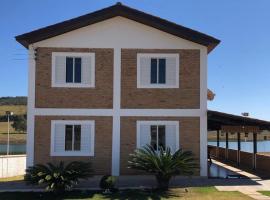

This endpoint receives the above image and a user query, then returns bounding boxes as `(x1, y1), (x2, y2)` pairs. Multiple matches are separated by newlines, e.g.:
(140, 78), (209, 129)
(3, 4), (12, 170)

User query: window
(137, 53), (179, 88)
(66, 57), (81, 83)
(150, 125), (166, 150)
(151, 58), (166, 84)
(52, 52), (95, 88)
(51, 120), (95, 156)
(65, 125), (81, 151)
(137, 121), (179, 153)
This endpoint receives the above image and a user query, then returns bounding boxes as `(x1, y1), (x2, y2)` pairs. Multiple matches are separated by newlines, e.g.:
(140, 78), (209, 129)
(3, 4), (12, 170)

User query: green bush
(128, 145), (198, 190)
(99, 175), (117, 193)
(25, 161), (93, 193)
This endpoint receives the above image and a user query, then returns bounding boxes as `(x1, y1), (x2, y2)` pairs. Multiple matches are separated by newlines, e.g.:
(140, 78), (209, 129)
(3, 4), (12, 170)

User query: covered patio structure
(208, 110), (270, 174)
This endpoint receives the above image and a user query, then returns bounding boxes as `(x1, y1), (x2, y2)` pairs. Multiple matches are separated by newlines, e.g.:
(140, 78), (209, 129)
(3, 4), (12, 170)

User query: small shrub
(25, 161), (93, 193)
(99, 175), (117, 193)
(128, 145), (198, 190)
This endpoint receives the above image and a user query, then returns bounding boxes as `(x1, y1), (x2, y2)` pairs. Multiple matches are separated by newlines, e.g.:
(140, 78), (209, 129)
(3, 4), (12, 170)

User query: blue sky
(0, 0), (269, 120)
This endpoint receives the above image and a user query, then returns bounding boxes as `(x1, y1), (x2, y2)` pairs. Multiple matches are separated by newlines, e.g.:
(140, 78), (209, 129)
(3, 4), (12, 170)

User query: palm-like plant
(25, 161), (93, 193)
(128, 145), (198, 190)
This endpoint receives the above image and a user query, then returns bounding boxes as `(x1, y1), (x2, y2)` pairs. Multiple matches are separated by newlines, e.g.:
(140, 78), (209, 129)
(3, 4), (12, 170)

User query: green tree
(11, 115), (26, 133)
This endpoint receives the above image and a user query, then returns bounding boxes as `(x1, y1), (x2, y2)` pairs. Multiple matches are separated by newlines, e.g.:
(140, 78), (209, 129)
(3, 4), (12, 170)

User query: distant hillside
(0, 105), (26, 116)
(0, 96), (27, 106)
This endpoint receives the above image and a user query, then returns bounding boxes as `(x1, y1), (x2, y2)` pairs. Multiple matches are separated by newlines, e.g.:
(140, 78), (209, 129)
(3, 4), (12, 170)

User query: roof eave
(15, 3), (220, 52)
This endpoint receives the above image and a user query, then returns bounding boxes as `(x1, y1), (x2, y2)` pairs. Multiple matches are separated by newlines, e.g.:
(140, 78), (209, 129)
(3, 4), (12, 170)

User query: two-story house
(16, 3), (220, 177)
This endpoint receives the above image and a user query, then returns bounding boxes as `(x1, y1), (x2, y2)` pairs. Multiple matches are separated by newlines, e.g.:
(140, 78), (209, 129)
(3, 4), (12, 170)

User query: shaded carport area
(207, 110), (270, 178)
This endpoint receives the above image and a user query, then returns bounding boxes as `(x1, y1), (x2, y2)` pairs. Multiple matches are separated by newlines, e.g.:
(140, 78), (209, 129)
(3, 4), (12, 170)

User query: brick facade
(35, 47), (113, 109)
(120, 117), (200, 175)
(33, 48), (202, 176)
(34, 116), (112, 175)
(121, 49), (200, 109)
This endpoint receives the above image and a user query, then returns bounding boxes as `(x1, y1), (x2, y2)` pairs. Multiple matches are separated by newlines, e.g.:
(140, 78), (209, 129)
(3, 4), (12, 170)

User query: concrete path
(213, 159), (270, 200)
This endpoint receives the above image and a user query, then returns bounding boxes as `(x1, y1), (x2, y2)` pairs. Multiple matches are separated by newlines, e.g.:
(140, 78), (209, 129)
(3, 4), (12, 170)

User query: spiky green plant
(25, 161), (93, 193)
(128, 145), (198, 190)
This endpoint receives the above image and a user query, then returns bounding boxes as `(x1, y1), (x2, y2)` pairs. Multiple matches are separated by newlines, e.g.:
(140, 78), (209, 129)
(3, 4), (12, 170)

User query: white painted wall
(34, 17), (206, 50)
(29, 16), (208, 176)
(0, 155), (26, 178)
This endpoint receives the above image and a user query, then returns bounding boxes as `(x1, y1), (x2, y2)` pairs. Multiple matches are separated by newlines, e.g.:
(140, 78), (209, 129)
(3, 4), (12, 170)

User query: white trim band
(34, 108), (202, 117)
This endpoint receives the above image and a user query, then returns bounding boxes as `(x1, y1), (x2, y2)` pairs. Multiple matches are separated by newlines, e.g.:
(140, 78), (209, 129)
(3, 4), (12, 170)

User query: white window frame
(50, 120), (95, 156)
(137, 53), (179, 88)
(51, 52), (95, 88)
(136, 120), (179, 150)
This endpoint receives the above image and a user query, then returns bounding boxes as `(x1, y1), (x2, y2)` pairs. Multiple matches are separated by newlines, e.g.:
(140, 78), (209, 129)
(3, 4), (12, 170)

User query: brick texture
(34, 116), (112, 175)
(121, 49), (200, 109)
(120, 117), (200, 175)
(35, 47), (113, 108)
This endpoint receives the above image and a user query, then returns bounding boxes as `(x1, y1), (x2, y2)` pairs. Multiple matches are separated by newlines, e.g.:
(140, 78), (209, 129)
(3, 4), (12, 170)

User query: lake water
(0, 144), (26, 155)
(0, 141), (269, 155)
(208, 141), (270, 153)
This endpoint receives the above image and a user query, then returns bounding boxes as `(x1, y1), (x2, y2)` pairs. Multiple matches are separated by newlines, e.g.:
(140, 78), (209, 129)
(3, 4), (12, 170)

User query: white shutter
(81, 56), (92, 85)
(54, 56), (66, 84)
(139, 124), (151, 147)
(81, 124), (91, 153)
(165, 57), (177, 87)
(165, 124), (178, 153)
(139, 57), (151, 86)
(54, 123), (65, 153)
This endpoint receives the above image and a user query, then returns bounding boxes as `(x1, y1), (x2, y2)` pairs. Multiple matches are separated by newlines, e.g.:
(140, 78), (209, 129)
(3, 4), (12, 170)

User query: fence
(0, 154), (26, 178)
(208, 145), (270, 174)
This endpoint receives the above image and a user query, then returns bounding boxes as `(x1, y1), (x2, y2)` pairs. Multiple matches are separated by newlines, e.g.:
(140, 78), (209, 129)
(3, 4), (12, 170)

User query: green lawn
(0, 187), (252, 200)
(258, 191), (270, 197)
(0, 175), (24, 182)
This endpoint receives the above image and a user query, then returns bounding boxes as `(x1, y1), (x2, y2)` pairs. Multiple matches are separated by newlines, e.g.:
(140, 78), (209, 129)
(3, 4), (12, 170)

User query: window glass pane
(74, 125), (81, 151)
(65, 125), (73, 151)
(158, 125), (166, 150)
(66, 57), (74, 83)
(158, 59), (166, 84)
(150, 59), (157, 84)
(74, 58), (81, 83)
(150, 125), (157, 150)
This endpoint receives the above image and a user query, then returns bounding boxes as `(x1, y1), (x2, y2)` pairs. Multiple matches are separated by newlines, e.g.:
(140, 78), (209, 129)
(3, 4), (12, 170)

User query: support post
(253, 132), (257, 170)
(225, 132), (229, 161)
(217, 130), (220, 158)
(237, 132), (241, 166)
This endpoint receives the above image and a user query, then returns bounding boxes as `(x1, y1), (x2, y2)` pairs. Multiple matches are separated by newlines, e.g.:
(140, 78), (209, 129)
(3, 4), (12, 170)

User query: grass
(0, 187), (252, 200)
(0, 132), (26, 144)
(0, 175), (24, 182)
(0, 122), (17, 134)
(0, 105), (26, 116)
(258, 191), (270, 197)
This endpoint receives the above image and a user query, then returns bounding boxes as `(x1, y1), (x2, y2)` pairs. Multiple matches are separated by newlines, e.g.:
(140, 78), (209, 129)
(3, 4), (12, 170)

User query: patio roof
(208, 110), (270, 131)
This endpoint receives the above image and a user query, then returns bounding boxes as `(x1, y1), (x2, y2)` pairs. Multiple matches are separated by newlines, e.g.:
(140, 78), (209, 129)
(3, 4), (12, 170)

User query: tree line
(0, 96), (27, 105)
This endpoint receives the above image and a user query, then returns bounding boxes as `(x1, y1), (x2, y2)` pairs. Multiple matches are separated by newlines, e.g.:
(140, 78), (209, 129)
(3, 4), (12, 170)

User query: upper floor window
(137, 53), (179, 88)
(52, 52), (95, 88)
(51, 120), (95, 156)
(150, 58), (166, 84)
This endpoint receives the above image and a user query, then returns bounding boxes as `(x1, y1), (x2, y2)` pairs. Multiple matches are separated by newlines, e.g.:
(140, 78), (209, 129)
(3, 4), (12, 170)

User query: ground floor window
(65, 124), (81, 151)
(150, 125), (166, 151)
(51, 120), (95, 156)
(137, 121), (179, 152)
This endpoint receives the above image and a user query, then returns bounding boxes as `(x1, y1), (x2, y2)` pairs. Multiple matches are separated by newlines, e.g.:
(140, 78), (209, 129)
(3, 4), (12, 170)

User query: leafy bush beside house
(128, 145), (198, 190)
(99, 175), (117, 193)
(25, 161), (93, 193)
